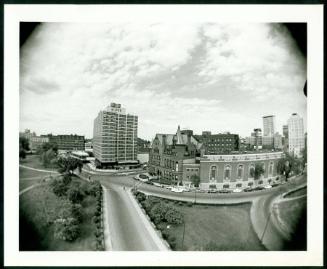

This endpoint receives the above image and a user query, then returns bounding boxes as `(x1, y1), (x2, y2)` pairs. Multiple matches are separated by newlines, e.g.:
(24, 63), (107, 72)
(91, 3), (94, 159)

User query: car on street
(233, 188), (242, 193)
(271, 182), (280, 187)
(254, 186), (264, 191)
(264, 185), (272, 189)
(208, 189), (218, 193)
(171, 187), (183, 193)
(244, 187), (254, 192)
(218, 189), (232, 194)
(153, 182), (163, 187)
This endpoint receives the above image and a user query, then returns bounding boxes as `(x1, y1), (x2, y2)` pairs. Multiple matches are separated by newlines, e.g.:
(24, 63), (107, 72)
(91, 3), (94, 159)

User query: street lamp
(181, 221), (186, 250)
(261, 204), (278, 242)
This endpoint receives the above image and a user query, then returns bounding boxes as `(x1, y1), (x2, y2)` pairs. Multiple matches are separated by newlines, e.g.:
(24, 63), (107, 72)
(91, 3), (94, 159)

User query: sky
(20, 23), (307, 140)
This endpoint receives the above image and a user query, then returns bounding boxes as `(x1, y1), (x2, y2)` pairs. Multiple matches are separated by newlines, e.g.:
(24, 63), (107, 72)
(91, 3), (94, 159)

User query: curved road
(85, 171), (307, 251)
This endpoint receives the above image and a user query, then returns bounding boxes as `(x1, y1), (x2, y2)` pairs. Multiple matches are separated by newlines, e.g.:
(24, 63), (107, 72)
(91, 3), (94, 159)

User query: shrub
(149, 202), (170, 224)
(71, 203), (83, 223)
(51, 179), (68, 197)
(94, 210), (101, 217)
(136, 192), (146, 202)
(54, 217), (80, 242)
(96, 204), (102, 212)
(94, 229), (103, 238)
(165, 208), (184, 225)
(67, 185), (85, 203)
(89, 181), (102, 196)
(62, 174), (72, 185)
(93, 215), (100, 224)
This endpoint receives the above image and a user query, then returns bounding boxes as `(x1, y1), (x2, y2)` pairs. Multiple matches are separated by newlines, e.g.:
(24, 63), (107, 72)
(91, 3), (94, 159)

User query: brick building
(194, 132), (239, 154)
(45, 134), (85, 151)
(149, 126), (203, 185)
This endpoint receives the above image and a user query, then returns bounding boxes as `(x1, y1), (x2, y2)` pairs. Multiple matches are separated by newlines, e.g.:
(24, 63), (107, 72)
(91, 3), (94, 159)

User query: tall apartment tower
(93, 103), (138, 168)
(287, 113), (305, 157)
(262, 115), (275, 137)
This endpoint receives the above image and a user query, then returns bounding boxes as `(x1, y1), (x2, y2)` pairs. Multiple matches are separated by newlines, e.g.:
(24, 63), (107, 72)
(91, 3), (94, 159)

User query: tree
(37, 142), (58, 154)
(19, 137), (30, 159)
(54, 217), (80, 242)
(165, 208), (184, 224)
(67, 184), (85, 204)
(190, 175), (200, 188)
(51, 179), (68, 197)
(19, 137), (30, 151)
(254, 163), (265, 180)
(57, 157), (83, 175)
(40, 148), (57, 168)
(149, 202), (170, 224)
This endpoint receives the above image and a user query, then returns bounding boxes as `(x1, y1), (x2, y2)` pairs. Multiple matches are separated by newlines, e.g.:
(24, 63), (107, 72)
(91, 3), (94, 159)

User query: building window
(224, 165), (231, 181)
(210, 166), (217, 181)
(237, 164), (244, 179)
(269, 162), (274, 176)
(248, 164), (255, 179)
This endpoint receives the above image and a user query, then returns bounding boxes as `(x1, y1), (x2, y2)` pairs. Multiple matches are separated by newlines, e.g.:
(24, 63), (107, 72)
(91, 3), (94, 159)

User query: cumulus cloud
(20, 22), (306, 139)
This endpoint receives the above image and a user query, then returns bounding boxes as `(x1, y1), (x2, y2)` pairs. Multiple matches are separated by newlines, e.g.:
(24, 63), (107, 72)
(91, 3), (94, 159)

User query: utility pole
(261, 204), (277, 242)
(181, 221), (186, 250)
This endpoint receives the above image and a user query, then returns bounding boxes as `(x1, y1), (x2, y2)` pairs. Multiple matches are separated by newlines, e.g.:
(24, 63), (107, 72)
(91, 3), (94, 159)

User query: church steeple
(176, 125), (184, 145)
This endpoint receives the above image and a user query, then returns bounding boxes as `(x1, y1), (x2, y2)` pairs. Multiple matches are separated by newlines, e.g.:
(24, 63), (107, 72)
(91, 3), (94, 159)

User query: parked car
(153, 182), (162, 187)
(233, 188), (242, 193)
(218, 189), (232, 194)
(244, 187), (254, 192)
(254, 186), (264, 191)
(271, 182), (280, 187)
(208, 189), (218, 193)
(171, 187), (183, 193)
(264, 185), (272, 189)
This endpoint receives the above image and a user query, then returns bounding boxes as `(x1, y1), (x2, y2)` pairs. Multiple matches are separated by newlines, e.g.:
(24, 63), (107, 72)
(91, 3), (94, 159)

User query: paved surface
(83, 170), (308, 251)
(101, 181), (168, 251)
(251, 176), (307, 250)
(19, 164), (59, 174)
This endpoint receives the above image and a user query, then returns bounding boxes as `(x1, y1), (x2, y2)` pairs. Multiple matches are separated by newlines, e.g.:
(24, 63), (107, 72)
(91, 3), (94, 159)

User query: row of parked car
(133, 173), (283, 194)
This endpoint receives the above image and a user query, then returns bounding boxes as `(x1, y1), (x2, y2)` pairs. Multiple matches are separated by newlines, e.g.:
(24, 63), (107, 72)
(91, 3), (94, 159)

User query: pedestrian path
(19, 164), (59, 173)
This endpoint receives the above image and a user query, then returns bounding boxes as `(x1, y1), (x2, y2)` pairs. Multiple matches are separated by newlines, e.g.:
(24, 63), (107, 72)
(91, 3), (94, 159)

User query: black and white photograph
(4, 4), (324, 267)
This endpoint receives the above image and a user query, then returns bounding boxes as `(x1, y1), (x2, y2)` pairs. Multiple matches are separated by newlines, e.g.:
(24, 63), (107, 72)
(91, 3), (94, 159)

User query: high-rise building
(282, 125), (289, 151)
(93, 103), (138, 169)
(287, 113), (305, 157)
(263, 115), (275, 137)
(274, 132), (283, 150)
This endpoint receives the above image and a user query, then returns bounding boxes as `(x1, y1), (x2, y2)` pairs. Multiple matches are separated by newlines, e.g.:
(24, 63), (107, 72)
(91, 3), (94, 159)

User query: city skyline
(20, 23), (306, 140)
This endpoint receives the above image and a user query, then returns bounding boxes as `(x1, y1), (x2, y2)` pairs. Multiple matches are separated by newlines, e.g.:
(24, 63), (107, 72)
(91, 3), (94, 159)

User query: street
(101, 181), (167, 251)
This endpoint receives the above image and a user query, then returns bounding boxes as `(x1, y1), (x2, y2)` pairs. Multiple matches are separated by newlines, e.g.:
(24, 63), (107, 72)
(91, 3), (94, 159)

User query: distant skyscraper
(287, 113), (305, 157)
(93, 103), (138, 168)
(263, 115), (275, 137)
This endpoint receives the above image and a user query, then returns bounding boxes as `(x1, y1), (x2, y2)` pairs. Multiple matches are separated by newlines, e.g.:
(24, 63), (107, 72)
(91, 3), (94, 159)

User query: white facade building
(287, 113), (305, 157)
(93, 103), (138, 168)
(263, 115), (275, 137)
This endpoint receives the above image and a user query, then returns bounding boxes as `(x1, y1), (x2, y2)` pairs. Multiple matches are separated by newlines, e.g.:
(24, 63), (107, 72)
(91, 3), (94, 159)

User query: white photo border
(4, 4), (324, 266)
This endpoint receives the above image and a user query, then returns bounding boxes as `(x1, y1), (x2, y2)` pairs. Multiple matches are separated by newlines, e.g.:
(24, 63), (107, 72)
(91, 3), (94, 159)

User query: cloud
(19, 22), (307, 139)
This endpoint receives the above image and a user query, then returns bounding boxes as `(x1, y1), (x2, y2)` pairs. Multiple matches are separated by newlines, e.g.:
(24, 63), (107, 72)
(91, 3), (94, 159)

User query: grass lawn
(278, 197), (307, 235)
(139, 196), (264, 251)
(20, 178), (97, 251)
(19, 179), (40, 191)
(20, 154), (57, 171)
(19, 166), (51, 191)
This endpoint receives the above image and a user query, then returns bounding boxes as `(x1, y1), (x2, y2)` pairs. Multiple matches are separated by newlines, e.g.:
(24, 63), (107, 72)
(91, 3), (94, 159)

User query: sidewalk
(19, 164), (59, 174)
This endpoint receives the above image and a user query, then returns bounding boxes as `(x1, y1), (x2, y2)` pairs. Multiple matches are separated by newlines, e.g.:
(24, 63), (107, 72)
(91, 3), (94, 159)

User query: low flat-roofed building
(199, 151), (283, 190)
